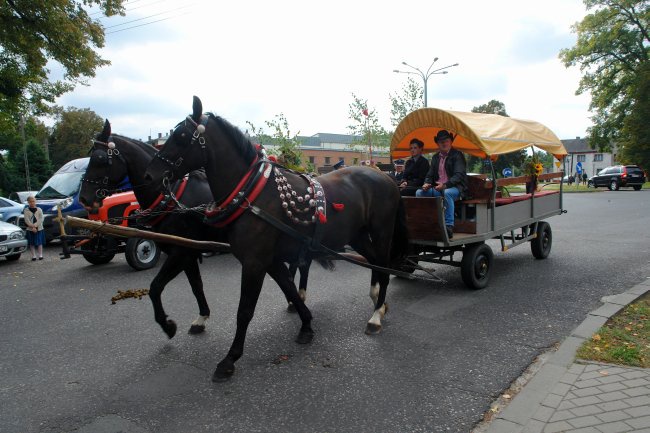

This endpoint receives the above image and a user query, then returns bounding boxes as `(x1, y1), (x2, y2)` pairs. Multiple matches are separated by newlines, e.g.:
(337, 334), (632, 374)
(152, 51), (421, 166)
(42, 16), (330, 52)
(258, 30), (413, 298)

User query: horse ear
(192, 96), (203, 121)
(98, 119), (111, 141)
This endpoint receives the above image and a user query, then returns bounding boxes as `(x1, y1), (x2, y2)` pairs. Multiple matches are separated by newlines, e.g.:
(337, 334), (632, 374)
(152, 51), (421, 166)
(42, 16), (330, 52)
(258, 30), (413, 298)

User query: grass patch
(576, 291), (650, 368)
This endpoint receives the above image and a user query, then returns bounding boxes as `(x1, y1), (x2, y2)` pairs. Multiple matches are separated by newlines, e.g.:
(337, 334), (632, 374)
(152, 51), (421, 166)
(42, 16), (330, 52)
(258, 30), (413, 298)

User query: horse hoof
(295, 329), (314, 345)
(286, 302), (297, 313)
(212, 363), (235, 382)
(163, 320), (177, 339)
(365, 323), (382, 335)
(188, 324), (205, 335)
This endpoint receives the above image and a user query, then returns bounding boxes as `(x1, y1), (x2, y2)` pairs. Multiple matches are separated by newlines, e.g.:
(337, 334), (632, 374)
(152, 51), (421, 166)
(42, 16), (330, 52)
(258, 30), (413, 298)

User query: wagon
(391, 108), (568, 289)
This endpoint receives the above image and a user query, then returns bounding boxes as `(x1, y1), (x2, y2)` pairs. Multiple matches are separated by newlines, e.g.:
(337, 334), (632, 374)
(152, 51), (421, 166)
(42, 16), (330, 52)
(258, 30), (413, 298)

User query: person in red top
(416, 130), (467, 239)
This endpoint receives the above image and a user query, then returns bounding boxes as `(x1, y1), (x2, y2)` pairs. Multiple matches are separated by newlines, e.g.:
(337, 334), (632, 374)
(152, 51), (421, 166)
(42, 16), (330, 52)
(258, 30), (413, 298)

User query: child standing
(23, 196), (45, 261)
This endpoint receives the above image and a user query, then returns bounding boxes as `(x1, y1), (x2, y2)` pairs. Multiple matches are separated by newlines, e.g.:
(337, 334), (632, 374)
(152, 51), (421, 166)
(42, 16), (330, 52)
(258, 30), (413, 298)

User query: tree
(389, 77), (423, 129)
(347, 93), (390, 161)
(0, 1), (125, 127)
(247, 113), (308, 171)
(49, 107), (104, 168)
(469, 100), (527, 175)
(559, 0), (649, 153)
(618, 62), (650, 170)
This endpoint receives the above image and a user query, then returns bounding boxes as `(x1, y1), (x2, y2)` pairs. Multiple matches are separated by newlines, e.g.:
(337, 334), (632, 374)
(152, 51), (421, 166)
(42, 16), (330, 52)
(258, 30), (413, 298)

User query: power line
(105, 11), (192, 34)
(103, 4), (192, 29)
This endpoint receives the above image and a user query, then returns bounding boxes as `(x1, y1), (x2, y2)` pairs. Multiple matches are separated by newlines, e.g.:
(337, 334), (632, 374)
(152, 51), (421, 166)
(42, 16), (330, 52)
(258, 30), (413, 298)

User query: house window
(594, 154), (603, 162)
(324, 157), (331, 165)
(577, 155), (586, 162)
(309, 156), (315, 163)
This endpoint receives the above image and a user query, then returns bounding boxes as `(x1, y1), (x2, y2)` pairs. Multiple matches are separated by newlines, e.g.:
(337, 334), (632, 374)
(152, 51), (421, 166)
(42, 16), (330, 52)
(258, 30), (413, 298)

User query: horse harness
(82, 138), (131, 198)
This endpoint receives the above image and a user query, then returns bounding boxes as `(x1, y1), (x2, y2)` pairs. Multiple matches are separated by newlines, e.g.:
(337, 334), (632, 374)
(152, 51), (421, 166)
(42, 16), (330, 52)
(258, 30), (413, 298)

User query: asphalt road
(1, 190), (649, 433)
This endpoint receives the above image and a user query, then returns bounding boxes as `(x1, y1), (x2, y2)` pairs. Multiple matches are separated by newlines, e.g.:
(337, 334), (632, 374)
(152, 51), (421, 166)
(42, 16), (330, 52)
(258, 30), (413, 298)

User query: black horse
(79, 120), (313, 339)
(144, 96), (408, 381)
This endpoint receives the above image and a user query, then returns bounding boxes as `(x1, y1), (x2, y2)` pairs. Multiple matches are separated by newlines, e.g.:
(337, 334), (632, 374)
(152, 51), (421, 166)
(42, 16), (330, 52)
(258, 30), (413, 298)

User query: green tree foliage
(559, 0), (649, 153)
(619, 62), (650, 170)
(49, 107), (103, 168)
(469, 100), (527, 175)
(389, 77), (423, 129)
(0, 1), (125, 127)
(247, 113), (308, 171)
(347, 93), (390, 160)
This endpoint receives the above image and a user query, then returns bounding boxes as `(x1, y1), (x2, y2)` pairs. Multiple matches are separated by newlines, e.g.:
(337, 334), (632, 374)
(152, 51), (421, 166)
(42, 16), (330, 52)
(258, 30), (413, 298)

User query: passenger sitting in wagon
(416, 130), (468, 239)
(398, 138), (429, 196)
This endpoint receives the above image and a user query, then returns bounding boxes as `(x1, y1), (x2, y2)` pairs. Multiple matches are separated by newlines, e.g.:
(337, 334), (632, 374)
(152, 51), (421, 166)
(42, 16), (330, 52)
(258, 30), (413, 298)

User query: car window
(0, 198), (9, 207)
(599, 168), (610, 175)
(627, 167), (643, 175)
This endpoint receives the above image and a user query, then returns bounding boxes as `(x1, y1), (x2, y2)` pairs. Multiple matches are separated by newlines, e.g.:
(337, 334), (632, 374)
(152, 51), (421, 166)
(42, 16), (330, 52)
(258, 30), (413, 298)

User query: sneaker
(446, 225), (454, 239)
(38, 257), (43, 260)
(31, 257), (37, 261)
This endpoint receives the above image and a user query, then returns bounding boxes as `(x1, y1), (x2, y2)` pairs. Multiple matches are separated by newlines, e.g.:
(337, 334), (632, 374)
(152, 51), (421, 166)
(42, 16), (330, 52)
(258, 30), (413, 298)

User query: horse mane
(207, 113), (257, 164)
(111, 134), (157, 157)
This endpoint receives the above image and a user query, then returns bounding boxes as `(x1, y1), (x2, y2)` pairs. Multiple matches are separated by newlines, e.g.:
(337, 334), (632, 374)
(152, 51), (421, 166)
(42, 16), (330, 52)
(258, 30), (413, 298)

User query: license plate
(0, 245), (7, 252)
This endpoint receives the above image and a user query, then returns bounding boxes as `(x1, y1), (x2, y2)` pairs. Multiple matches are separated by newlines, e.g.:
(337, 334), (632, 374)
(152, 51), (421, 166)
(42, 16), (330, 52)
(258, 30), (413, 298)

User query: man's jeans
(415, 186), (460, 227)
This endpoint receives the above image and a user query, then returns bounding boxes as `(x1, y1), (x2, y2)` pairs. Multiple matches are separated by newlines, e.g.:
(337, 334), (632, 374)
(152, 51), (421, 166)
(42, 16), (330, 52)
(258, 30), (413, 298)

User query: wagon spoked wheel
(125, 237), (161, 271)
(461, 242), (493, 290)
(531, 221), (552, 259)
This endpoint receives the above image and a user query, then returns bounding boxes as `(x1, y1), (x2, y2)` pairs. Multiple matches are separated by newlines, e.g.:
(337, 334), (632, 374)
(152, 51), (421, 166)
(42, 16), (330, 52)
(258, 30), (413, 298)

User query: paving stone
(566, 427), (600, 433)
(484, 418), (523, 433)
(625, 395), (650, 407)
(597, 374), (626, 384)
(544, 420), (574, 432)
(591, 302), (625, 318)
(629, 428), (650, 433)
(572, 395), (603, 407)
(570, 404), (605, 417)
(558, 400), (578, 410)
(596, 410), (629, 423)
(621, 370), (649, 380)
(532, 405), (555, 422)
(599, 367), (628, 376)
(622, 386), (650, 397)
(542, 393), (564, 409)
(595, 421), (637, 433)
(625, 405), (650, 417)
(608, 293), (644, 306)
(568, 415), (602, 428)
(572, 316), (609, 339)
(598, 391), (629, 402)
(585, 364), (603, 372)
(570, 364), (587, 375)
(574, 386), (606, 397)
(628, 415), (650, 429)
(549, 409), (575, 422)
(597, 382), (628, 393)
(575, 378), (605, 388)
(623, 378), (650, 387)
(597, 401), (630, 412)
(522, 419), (545, 433)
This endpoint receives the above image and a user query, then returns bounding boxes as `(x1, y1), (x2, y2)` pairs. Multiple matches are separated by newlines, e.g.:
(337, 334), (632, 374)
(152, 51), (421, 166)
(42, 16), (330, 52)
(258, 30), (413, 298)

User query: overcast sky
(54, 0), (592, 142)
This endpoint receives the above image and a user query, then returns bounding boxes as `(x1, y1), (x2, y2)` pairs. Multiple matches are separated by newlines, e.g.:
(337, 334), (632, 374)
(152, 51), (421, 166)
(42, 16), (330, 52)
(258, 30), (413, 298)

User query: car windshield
(627, 167), (643, 175)
(36, 171), (84, 199)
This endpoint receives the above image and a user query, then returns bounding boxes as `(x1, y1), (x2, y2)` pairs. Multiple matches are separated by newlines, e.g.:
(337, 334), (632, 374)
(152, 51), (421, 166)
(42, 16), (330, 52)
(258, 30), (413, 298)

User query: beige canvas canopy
(390, 108), (567, 160)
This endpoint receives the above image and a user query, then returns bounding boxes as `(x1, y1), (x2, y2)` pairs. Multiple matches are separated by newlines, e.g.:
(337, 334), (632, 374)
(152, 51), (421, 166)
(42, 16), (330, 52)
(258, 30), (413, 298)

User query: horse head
(79, 120), (132, 210)
(144, 96), (258, 200)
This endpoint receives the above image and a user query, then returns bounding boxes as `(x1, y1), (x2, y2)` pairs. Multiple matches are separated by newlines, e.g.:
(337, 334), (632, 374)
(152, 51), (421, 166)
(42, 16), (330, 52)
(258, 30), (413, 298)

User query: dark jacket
(424, 148), (468, 198)
(402, 156), (429, 188)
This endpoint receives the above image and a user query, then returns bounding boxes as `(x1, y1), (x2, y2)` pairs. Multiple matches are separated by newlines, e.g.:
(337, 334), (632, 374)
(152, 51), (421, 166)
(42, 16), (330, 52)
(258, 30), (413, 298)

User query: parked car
(16, 158), (90, 242)
(0, 220), (27, 261)
(0, 196), (25, 224)
(8, 191), (39, 204)
(588, 165), (646, 190)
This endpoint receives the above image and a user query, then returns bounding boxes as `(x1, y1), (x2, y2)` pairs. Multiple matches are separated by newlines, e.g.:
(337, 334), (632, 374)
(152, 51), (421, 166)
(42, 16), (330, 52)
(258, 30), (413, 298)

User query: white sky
(54, 0), (592, 142)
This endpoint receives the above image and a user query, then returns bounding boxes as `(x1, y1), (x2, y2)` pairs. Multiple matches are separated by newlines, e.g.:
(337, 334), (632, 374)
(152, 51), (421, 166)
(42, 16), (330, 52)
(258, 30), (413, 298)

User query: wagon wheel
(531, 221), (552, 259)
(82, 236), (117, 265)
(461, 242), (493, 290)
(125, 237), (161, 271)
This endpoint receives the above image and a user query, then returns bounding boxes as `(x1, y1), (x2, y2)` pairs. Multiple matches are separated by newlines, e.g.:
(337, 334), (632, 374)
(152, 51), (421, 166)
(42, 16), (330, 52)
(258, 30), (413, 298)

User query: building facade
(560, 137), (615, 177)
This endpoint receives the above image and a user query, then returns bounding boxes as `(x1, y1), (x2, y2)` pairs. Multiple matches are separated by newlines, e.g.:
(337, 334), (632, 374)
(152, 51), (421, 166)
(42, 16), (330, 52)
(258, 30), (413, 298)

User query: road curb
(482, 279), (650, 433)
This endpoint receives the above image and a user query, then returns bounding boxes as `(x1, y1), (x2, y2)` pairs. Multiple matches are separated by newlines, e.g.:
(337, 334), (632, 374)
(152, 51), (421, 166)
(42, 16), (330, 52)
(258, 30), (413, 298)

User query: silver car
(0, 220), (27, 261)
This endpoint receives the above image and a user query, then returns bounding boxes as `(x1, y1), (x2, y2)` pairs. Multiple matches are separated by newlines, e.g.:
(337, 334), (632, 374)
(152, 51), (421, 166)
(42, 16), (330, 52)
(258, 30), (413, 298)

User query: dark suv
(588, 165), (646, 190)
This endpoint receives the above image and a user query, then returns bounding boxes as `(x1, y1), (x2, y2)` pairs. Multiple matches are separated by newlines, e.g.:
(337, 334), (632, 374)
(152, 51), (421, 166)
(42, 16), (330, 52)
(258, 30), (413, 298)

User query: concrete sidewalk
(483, 279), (650, 433)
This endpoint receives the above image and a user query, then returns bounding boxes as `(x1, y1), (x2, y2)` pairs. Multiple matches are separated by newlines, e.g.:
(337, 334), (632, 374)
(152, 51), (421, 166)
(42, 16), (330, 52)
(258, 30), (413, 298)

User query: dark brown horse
(79, 120), (314, 341)
(144, 96), (408, 381)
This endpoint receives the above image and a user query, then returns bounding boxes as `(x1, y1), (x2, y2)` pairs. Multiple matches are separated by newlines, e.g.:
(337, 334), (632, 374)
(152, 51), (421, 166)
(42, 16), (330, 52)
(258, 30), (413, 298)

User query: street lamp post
(393, 58), (459, 107)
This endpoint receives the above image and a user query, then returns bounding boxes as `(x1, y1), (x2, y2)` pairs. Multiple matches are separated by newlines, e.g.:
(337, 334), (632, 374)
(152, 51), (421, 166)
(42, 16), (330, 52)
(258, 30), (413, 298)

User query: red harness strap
(145, 176), (189, 226)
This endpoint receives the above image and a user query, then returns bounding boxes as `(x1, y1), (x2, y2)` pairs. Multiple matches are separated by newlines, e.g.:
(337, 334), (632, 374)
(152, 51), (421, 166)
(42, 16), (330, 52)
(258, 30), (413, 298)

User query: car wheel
(587, 180), (594, 188)
(461, 242), (493, 290)
(609, 179), (619, 191)
(5, 253), (21, 261)
(633, 185), (642, 191)
(125, 237), (161, 271)
(7, 217), (19, 225)
(531, 221), (552, 259)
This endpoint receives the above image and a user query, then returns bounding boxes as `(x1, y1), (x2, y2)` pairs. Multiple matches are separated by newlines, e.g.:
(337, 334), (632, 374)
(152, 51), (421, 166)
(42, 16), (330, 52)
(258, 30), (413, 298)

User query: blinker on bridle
(154, 114), (209, 176)
(82, 137), (129, 199)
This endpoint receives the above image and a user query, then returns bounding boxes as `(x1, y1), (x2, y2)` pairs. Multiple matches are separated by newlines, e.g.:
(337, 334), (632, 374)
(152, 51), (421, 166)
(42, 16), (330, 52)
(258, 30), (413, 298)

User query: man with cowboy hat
(416, 130), (467, 239)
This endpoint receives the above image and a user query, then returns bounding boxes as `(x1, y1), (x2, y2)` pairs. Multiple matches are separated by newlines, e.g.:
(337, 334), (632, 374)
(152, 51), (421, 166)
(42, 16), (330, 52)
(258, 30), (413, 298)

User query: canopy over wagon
(390, 108), (567, 161)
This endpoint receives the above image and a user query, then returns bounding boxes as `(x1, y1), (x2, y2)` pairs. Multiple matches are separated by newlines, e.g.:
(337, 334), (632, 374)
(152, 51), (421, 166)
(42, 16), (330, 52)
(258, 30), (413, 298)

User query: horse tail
(390, 198), (409, 265)
(315, 258), (336, 271)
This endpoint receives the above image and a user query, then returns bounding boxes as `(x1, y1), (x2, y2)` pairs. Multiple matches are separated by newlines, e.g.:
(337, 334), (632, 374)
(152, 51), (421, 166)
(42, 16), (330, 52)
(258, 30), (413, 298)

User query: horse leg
(184, 256), (210, 334)
(149, 254), (186, 338)
(267, 260), (313, 344)
(351, 235), (390, 335)
(213, 268), (265, 382)
(286, 259), (310, 313)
